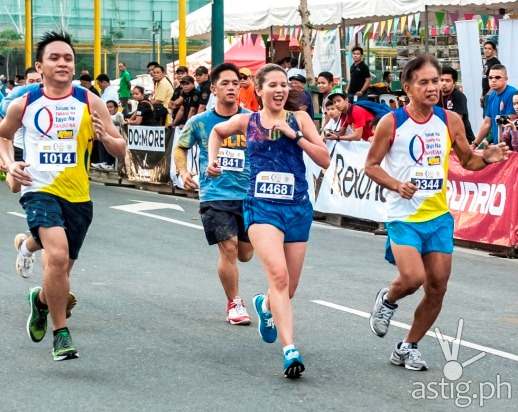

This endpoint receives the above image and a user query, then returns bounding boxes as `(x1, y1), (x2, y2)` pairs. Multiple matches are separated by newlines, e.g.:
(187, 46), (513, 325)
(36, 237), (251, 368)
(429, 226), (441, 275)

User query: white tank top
(384, 106), (452, 222)
(20, 86), (94, 202)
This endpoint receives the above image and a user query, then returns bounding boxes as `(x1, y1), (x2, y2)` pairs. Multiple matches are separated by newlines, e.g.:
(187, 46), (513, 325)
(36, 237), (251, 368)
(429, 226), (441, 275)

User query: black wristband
(294, 131), (303, 143)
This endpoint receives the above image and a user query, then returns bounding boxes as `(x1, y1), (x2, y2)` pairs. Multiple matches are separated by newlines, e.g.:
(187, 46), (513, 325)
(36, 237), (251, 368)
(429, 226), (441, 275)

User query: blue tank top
(246, 111), (308, 204)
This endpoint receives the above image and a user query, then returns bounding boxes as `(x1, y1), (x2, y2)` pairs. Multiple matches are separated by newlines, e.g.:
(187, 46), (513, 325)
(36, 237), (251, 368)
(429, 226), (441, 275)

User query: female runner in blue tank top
(207, 64), (330, 379)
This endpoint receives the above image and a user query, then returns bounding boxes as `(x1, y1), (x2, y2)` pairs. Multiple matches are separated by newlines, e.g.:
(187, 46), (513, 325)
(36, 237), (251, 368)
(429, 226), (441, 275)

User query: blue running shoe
(252, 294), (277, 343)
(283, 348), (305, 379)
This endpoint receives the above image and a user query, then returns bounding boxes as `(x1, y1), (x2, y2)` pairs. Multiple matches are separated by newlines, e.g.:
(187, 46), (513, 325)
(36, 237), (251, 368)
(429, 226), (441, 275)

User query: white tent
(171, 0), (518, 38)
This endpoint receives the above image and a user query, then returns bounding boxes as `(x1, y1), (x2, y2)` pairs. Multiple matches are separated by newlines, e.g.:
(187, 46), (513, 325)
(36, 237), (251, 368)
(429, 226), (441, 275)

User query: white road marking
(111, 201), (202, 230)
(312, 222), (341, 230)
(312, 299), (518, 363)
(7, 212), (26, 218)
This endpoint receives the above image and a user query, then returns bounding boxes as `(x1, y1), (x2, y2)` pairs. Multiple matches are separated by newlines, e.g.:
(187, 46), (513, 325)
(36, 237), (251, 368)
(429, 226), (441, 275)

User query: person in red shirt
(328, 91), (374, 141)
(237, 67), (259, 111)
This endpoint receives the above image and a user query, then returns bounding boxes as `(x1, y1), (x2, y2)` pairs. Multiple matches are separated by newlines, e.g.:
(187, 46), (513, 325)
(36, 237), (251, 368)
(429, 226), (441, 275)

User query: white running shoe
(14, 233), (34, 278)
(390, 342), (428, 371)
(226, 297), (251, 325)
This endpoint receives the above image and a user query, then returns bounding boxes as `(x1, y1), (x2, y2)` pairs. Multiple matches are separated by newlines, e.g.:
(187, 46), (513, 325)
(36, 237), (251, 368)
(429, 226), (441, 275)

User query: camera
(495, 115), (518, 126)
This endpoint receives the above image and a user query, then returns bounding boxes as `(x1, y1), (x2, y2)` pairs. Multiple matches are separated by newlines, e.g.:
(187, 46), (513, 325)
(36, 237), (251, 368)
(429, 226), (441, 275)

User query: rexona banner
(447, 153), (518, 247)
(311, 141), (388, 221)
(128, 125), (166, 152)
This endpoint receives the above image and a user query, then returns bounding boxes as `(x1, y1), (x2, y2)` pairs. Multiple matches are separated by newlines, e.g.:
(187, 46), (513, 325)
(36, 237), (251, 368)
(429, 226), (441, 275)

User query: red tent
(224, 35), (266, 73)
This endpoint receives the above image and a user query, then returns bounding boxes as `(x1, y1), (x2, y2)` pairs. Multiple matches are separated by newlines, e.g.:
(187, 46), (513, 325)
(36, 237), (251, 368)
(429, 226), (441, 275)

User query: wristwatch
(294, 130), (304, 143)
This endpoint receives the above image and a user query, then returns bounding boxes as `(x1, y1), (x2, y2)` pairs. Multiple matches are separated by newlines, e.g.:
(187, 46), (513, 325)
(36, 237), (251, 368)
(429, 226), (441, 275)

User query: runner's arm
(89, 94), (127, 158)
(365, 114), (417, 199)
(207, 114), (249, 176)
(449, 111), (510, 170)
(173, 119), (199, 190)
(0, 99), (24, 167)
(472, 116), (491, 147)
(294, 111), (330, 168)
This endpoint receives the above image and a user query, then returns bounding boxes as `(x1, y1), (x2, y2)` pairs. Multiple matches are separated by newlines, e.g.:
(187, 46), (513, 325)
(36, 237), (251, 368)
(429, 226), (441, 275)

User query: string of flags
(226, 11), (500, 48)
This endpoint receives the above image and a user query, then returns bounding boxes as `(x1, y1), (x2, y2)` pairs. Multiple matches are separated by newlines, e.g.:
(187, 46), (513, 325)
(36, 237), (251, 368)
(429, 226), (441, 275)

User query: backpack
(354, 100), (391, 120)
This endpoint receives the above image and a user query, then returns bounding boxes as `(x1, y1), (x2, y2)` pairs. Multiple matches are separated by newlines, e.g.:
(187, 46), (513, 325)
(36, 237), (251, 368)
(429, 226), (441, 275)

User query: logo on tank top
(34, 106), (54, 138)
(408, 134), (426, 165)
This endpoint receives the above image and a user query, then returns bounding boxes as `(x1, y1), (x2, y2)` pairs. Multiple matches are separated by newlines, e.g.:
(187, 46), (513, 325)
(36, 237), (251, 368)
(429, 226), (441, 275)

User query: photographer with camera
(500, 94), (518, 151)
(473, 64), (517, 148)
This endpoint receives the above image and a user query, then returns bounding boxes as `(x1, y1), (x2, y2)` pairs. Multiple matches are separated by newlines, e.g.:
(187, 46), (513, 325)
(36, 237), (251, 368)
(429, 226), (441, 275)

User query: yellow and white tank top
(384, 106), (452, 222)
(20, 86), (94, 202)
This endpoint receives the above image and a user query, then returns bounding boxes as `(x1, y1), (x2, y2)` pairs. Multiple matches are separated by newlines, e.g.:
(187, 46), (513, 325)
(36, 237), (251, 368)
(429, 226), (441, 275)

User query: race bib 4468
(254, 171), (295, 200)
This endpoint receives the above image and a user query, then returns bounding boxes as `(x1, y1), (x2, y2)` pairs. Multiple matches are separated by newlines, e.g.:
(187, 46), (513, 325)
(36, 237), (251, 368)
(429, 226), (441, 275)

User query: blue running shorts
(385, 212), (454, 264)
(243, 197), (313, 243)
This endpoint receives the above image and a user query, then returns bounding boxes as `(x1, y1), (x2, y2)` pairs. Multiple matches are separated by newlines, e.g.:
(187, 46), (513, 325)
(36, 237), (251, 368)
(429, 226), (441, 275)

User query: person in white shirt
(95, 73), (119, 104)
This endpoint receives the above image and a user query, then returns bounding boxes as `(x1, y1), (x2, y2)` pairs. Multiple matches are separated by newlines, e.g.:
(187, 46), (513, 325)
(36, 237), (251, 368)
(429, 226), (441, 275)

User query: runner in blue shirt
(207, 63), (330, 379)
(174, 63), (254, 326)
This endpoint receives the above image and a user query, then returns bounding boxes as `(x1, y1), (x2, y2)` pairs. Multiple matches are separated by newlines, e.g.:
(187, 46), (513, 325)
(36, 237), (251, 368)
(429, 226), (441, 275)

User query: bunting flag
(227, 34), (234, 44)
(443, 26), (450, 35)
(261, 33), (269, 45)
(449, 11), (459, 23)
(386, 19), (393, 37)
(400, 15), (407, 33)
(289, 27), (295, 39)
(414, 13), (420, 32)
(372, 21), (379, 39)
(379, 20), (386, 36)
(464, 13), (475, 20)
(393, 16), (400, 35)
(240, 35), (245, 45)
(251, 33), (258, 45)
(407, 14), (414, 34)
(363, 22), (372, 39)
(481, 15), (488, 29)
(435, 12), (445, 28)
(353, 24), (364, 37)
(495, 14), (503, 30)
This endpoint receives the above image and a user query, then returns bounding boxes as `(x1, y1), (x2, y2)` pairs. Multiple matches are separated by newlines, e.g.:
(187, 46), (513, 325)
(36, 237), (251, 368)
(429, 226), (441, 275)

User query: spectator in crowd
(147, 61), (159, 75)
(79, 73), (100, 96)
(118, 62), (132, 113)
(346, 46), (371, 102)
(6, 80), (16, 94)
(238, 67), (259, 111)
(91, 100), (120, 170)
(278, 56), (297, 71)
(473, 64), (518, 147)
(150, 64), (174, 126)
(170, 66), (189, 119)
(481, 41), (500, 100)
(194, 66), (211, 113)
(15, 74), (25, 86)
(439, 66), (475, 143)
(24, 67), (41, 85)
(321, 100), (342, 141)
(329, 91), (375, 141)
(317, 71), (335, 114)
(96, 73), (119, 104)
(371, 71), (393, 94)
(127, 86), (156, 126)
(289, 73), (314, 119)
(0, 75), (7, 97)
(174, 65), (189, 87)
(173, 75), (200, 127)
(500, 93), (518, 151)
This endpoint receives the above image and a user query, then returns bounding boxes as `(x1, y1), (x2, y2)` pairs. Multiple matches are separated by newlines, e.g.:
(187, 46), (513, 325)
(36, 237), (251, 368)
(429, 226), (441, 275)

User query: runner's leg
(404, 252), (451, 343)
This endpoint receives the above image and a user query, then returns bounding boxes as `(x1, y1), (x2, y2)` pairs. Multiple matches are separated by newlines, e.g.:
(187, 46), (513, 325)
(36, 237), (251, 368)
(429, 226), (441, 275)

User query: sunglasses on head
(488, 75), (503, 80)
(239, 75), (249, 80)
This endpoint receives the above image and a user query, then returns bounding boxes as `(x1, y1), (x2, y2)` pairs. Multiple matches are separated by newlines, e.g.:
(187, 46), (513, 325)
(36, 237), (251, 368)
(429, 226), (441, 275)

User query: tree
(298, 0), (315, 85)
(0, 29), (22, 79)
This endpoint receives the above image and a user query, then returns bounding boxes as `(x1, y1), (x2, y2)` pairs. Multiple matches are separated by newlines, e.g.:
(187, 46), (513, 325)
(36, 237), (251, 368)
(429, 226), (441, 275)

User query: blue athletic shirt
(177, 108), (249, 202)
(0, 83), (40, 118)
(246, 111), (308, 204)
(484, 85), (518, 143)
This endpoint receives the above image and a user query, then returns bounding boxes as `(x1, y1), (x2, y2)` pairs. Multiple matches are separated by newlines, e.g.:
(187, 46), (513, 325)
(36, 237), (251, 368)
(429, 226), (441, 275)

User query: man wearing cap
(289, 73), (314, 119)
(194, 66), (211, 113)
(237, 68), (259, 111)
(328, 91), (375, 141)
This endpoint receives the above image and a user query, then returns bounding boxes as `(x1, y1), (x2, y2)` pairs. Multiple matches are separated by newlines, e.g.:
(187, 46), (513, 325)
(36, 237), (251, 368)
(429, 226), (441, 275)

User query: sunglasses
(239, 75), (249, 80)
(488, 76), (503, 80)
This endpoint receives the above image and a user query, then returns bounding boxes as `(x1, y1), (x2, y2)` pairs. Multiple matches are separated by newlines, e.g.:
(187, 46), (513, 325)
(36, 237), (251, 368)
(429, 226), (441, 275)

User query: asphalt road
(1, 182), (517, 412)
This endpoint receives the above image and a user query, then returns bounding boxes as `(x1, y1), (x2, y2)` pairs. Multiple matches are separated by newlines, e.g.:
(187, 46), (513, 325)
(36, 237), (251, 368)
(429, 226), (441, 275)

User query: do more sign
(128, 125), (166, 152)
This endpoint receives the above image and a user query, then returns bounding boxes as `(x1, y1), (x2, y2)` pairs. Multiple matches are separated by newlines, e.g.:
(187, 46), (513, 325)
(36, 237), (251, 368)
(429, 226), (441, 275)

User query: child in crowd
(501, 93), (518, 151)
(321, 100), (342, 142)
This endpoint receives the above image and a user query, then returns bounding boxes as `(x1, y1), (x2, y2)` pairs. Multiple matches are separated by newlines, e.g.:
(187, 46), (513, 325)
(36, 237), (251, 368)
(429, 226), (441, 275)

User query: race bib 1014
(36, 140), (77, 171)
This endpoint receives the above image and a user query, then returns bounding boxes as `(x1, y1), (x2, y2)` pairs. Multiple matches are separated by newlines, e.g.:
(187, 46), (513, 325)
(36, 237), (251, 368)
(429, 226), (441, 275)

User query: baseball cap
(289, 74), (306, 84)
(180, 75), (195, 84)
(327, 91), (347, 100)
(239, 67), (252, 77)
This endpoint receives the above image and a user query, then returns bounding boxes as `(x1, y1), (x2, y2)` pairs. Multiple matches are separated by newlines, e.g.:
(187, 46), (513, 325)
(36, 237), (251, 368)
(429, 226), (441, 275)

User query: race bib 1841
(36, 140), (77, 171)
(410, 166), (444, 193)
(254, 171), (295, 200)
(218, 148), (245, 172)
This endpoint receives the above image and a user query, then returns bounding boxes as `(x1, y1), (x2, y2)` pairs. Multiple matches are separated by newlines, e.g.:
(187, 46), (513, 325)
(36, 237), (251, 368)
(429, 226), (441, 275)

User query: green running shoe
(26, 286), (48, 343)
(52, 328), (79, 361)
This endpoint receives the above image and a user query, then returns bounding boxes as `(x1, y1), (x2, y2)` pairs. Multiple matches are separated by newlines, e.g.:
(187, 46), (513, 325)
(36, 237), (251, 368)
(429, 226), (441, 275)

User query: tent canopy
(224, 36), (266, 72)
(171, 0), (518, 38)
